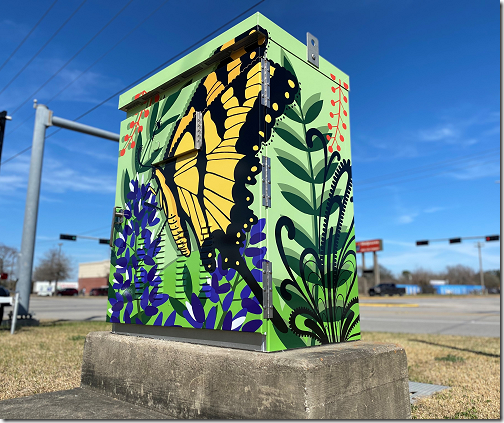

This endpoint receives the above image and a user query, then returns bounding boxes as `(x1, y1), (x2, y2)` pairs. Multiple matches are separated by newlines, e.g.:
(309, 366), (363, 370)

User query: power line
(61, 0), (266, 124)
(46, 0), (171, 106)
(355, 157), (499, 193)
(5, 0), (171, 138)
(0, 0), (88, 97)
(10, 0), (135, 116)
(0, 0), (59, 73)
(1, 0), (265, 164)
(354, 148), (499, 186)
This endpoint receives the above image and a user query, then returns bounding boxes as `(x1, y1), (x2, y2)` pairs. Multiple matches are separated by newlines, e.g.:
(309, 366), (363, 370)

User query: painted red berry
(343, 110), (348, 116)
(154, 94), (160, 103)
(328, 123), (333, 129)
(120, 149), (126, 156)
(138, 126), (143, 133)
(144, 110), (150, 118)
(337, 145), (341, 151)
(124, 134), (129, 141)
(344, 82), (349, 89)
(342, 123), (347, 130)
(331, 86), (336, 93)
(326, 134), (331, 141)
(328, 146), (333, 153)
(331, 100), (336, 106)
(131, 141), (135, 148)
(343, 96), (348, 103)
(129, 121), (134, 129)
(330, 112), (334, 118)
(340, 135), (344, 142)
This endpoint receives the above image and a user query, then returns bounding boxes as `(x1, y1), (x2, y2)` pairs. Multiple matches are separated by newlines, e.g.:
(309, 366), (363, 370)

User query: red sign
(0, 273), (8, 280)
(355, 239), (382, 253)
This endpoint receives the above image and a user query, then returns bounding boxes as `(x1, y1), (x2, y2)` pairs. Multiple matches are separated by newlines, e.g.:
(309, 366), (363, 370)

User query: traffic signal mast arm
(60, 234), (109, 244)
(416, 235), (499, 246)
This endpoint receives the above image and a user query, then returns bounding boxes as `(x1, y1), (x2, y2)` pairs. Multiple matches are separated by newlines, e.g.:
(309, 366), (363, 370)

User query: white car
(37, 287), (53, 296)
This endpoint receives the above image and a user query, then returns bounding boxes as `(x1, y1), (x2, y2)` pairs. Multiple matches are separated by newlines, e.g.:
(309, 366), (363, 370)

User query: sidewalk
(0, 387), (174, 419)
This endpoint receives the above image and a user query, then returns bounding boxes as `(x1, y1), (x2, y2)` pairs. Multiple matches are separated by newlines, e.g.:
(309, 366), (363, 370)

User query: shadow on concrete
(408, 339), (500, 358)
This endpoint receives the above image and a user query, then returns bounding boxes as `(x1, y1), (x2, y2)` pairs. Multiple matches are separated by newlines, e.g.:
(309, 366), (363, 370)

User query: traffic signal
(485, 235), (499, 242)
(60, 234), (77, 241)
(98, 238), (110, 244)
(416, 240), (429, 246)
(449, 238), (461, 244)
(0, 111), (11, 167)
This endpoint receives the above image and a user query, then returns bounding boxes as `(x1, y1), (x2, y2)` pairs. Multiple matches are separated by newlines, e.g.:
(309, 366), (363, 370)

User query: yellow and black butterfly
(152, 26), (298, 314)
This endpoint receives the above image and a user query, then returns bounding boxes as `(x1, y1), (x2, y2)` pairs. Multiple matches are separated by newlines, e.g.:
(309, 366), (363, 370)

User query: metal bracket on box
(261, 58), (270, 107)
(307, 32), (319, 68)
(109, 206), (125, 247)
(262, 155), (271, 208)
(195, 111), (203, 149)
(262, 261), (273, 319)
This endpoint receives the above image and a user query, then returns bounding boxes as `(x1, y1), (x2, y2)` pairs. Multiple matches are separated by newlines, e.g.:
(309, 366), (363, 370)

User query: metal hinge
(262, 261), (273, 319)
(109, 206), (124, 247)
(262, 155), (271, 208)
(307, 32), (319, 68)
(195, 111), (202, 149)
(261, 58), (270, 107)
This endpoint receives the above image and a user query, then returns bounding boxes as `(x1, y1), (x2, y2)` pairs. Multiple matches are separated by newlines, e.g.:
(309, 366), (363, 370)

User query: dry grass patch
(0, 321), (111, 401)
(1, 322), (500, 419)
(362, 331), (500, 419)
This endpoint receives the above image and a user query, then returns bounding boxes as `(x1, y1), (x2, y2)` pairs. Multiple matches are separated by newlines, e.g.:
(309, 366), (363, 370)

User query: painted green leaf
(317, 197), (340, 218)
(281, 52), (297, 79)
(161, 89), (182, 117)
(277, 156), (312, 183)
(284, 248), (302, 278)
(302, 93), (321, 115)
(284, 105), (303, 123)
(154, 114), (179, 136)
(281, 190), (314, 215)
(183, 264), (192, 300)
(314, 161), (339, 184)
(149, 102), (160, 137)
(293, 222), (317, 252)
(274, 127), (307, 151)
(337, 269), (353, 288)
(123, 169), (130, 204)
(304, 100), (323, 125)
(169, 296), (186, 317)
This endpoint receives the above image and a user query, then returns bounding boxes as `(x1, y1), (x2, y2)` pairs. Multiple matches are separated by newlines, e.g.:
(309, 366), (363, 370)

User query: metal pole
(51, 116), (120, 141)
(16, 102), (51, 316)
(373, 251), (380, 286)
(476, 242), (485, 293)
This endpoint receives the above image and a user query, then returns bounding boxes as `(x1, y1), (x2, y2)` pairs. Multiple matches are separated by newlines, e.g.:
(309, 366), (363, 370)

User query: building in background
(78, 260), (109, 294)
(34, 281), (78, 296)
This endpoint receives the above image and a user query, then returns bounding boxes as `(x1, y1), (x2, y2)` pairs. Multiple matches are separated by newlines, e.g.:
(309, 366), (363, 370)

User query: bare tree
(445, 265), (477, 285)
(33, 247), (73, 295)
(379, 265), (397, 283)
(0, 243), (19, 291)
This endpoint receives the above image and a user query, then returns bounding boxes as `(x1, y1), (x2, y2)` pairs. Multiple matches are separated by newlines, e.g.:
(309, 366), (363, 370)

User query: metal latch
(195, 111), (202, 149)
(262, 155), (271, 208)
(109, 206), (125, 247)
(261, 58), (270, 107)
(262, 261), (273, 319)
(307, 32), (319, 68)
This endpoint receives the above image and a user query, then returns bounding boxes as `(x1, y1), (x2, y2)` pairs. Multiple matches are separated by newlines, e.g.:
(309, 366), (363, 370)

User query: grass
(0, 322), (500, 419)
(362, 331), (500, 419)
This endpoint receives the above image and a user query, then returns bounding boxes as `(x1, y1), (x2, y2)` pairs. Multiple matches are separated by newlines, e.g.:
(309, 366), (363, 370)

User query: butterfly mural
(147, 27), (297, 321)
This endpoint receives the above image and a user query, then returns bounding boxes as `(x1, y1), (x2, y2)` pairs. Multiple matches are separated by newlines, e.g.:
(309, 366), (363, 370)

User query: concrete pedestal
(81, 331), (411, 419)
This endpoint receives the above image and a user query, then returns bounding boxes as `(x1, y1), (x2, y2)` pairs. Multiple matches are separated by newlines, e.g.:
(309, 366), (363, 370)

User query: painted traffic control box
(108, 13), (360, 352)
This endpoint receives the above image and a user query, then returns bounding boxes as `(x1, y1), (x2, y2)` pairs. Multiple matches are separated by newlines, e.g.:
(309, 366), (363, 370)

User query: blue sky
(0, 0), (500, 281)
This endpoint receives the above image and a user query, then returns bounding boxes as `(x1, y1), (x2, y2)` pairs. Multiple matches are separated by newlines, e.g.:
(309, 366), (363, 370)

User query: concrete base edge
(81, 331), (411, 419)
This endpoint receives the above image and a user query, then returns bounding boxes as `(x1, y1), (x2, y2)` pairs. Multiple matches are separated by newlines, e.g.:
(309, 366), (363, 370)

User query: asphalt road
(25, 295), (500, 337)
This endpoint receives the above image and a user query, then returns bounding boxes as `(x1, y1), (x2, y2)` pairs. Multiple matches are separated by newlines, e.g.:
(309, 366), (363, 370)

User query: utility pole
(373, 251), (380, 286)
(0, 110), (12, 172)
(475, 242), (485, 293)
(16, 100), (119, 318)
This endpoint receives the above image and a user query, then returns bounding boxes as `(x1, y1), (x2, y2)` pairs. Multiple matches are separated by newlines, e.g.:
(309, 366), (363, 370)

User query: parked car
(0, 286), (10, 325)
(89, 287), (108, 296)
(368, 283), (406, 297)
(57, 288), (79, 296)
